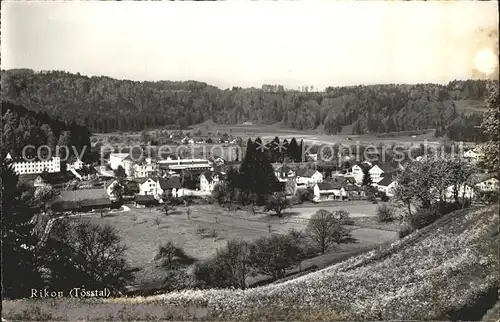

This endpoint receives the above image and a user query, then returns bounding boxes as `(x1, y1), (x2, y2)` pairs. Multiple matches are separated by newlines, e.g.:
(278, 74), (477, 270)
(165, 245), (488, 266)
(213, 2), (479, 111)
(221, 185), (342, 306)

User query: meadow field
(74, 202), (397, 288)
(93, 114), (459, 146)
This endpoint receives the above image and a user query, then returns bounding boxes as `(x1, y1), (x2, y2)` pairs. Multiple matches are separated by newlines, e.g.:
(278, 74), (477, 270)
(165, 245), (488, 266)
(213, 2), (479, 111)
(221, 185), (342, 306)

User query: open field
(92, 117), (454, 149)
(74, 202), (396, 287)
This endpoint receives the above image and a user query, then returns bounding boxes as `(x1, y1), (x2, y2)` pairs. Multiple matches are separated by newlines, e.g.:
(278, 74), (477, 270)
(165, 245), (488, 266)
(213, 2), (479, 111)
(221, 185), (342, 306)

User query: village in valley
(8, 131), (497, 215)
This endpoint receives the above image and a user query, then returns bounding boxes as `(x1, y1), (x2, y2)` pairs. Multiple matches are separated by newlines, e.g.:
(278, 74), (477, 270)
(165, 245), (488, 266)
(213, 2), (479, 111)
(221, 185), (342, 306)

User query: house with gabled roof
(351, 163), (371, 184)
(475, 174), (499, 192)
(374, 172), (398, 197)
(200, 171), (225, 192)
(274, 165), (296, 181)
(47, 188), (112, 213)
(157, 176), (182, 198)
(368, 161), (400, 184)
(313, 181), (346, 201)
(134, 195), (158, 207)
(344, 183), (366, 200)
(463, 147), (484, 163)
(137, 177), (159, 196)
(295, 168), (323, 185)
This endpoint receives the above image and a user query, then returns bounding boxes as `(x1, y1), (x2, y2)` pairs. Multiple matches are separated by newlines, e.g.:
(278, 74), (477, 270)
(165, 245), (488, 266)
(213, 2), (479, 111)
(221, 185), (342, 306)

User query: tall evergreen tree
(289, 138), (299, 162)
(362, 166), (372, 186)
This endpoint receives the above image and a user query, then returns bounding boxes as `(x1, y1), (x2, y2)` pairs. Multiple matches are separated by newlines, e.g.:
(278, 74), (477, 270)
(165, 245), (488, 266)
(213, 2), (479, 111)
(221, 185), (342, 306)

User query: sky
(1, 1), (498, 90)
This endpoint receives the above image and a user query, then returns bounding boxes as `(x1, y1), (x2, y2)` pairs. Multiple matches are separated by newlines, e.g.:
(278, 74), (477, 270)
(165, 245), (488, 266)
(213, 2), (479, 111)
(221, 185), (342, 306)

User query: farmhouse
(475, 174), (499, 192)
(351, 163), (371, 184)
(313, 181), (346, 201)
(345, 184), (366, 200)
(48, 189), (112, 213)
(306, 153), (318, 161)
(374, 173), (398, 197)
(134, 195), (159, 207)
(20, 172), (76, 188)
(200, 171), (225, 192)
(137, 177), (158, 196)
(463, 148), (484, 163)
(368, 161), (399, 183)
(296, 168), (323, 185)
(157, 177), (182, 198)
(274, 165), (296, 181)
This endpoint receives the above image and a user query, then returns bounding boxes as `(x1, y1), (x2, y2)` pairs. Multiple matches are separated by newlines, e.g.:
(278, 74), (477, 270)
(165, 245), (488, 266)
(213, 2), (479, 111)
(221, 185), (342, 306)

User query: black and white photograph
(1, 1), (499, 320)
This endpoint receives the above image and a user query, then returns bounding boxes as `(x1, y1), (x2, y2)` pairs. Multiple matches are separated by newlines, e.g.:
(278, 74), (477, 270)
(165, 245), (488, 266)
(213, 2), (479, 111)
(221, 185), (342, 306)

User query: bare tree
(306, 209), (353, 254)
(154, 217), (162, 229)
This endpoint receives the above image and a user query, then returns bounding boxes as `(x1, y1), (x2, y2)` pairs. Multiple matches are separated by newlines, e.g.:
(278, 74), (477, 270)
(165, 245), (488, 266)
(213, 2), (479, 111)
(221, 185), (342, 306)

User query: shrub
(155, 241), (191, 267)
(248, 234), (305, 280)
(476, 190), (499, 205)
(432, 201), (462, 216)
(409, 210), (441, 230)
(378, 192), (390, 202)
(398, 224), (414, 239)
(193, 240), (250, 289)
(335, 210), (354, 225)
(377, 204), (395, 223)
(295, 188), (313, 203)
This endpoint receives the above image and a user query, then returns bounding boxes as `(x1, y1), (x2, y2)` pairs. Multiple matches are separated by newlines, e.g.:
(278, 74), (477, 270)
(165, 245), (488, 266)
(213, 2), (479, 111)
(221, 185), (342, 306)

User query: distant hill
(1, 69), (494, 141)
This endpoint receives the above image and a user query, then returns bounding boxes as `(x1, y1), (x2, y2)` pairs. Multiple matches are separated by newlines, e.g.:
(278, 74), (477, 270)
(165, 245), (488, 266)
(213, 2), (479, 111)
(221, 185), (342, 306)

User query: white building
(313, 182), (346, 202)
(295, 169), (323, 185)
(157, 177), (182, 198)
(374, 175), (398, 197)
(109, 153), (129, 170)
(106, 180), (122, 201)
(67, 158), (84, 171)
(138, 177), (158, 196)
(475, 176), (499, 192)
(134, 158), (156, 178)
(158, 158), (211, 171)
(6, 153), (61, 174)
(445, 184), (475, 200)
(200, 171), (224, 192)
(463, 148), (484, 163)
(351, 164), (369, 184)
(368, 162), (400, 184)
(307, 153), (318, 161)
(274, 165), (296, 182)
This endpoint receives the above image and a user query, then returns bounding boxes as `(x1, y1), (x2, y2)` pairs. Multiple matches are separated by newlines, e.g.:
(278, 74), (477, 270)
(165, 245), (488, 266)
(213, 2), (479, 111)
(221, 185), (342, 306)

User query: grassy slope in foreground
(2, 206), (498, 321)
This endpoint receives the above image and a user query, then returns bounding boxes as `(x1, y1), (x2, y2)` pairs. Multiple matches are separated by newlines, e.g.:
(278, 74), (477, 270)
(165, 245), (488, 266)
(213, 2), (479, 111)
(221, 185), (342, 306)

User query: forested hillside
(1, 101), (91, 160)
(1, 69), (493, 141)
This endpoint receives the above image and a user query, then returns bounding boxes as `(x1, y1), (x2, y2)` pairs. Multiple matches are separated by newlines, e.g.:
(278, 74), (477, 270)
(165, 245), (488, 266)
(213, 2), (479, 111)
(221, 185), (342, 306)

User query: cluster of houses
(180, 136), (237, 145)
(6, 144), (497, 213)
(273, 160), (399, 202)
